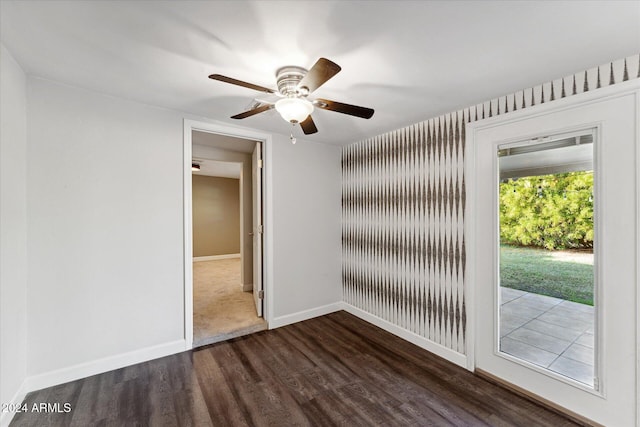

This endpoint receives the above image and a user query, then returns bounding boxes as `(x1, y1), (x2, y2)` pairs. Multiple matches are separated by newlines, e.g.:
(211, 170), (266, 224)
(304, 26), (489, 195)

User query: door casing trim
(465, 79), (640, 425)
(183, 119), (273, 350)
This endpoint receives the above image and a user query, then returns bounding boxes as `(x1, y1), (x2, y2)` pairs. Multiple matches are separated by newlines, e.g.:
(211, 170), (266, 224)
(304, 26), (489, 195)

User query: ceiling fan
(208, 58), (374, 136)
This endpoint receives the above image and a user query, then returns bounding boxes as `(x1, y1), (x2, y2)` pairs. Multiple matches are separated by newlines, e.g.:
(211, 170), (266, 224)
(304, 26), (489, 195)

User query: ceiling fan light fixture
(192, 163), (201, 171)
(275, 97), (314, 124)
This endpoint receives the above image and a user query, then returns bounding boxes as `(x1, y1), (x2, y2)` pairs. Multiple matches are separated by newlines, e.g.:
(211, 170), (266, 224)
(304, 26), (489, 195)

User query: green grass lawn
(500, 244), (594, 306)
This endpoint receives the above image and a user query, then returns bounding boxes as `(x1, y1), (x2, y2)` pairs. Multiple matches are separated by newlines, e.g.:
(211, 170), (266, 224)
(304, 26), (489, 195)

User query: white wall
(0, 43), (28, 424)
(270, 136), (343, 324)
(26, 78), (186, 378)
(24, 77), (342, 386)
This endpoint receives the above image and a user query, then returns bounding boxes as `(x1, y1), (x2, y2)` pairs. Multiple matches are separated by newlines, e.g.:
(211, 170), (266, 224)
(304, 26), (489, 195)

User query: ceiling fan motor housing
(276, 66), (308, 97)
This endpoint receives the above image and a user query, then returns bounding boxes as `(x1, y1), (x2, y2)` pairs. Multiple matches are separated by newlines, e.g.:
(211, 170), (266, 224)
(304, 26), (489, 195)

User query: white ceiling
(1, 1), (638, 146)
(192, 159), (241, 179)
(192, 131), (257, 154)
(191, 131), (253, 178)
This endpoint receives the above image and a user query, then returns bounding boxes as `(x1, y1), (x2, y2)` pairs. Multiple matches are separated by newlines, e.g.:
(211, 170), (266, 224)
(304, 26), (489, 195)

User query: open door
(252, 142), (263, 316)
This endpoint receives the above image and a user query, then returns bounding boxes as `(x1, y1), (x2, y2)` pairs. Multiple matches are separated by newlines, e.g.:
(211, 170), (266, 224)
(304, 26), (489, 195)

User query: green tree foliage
(500, 171), (593, 250)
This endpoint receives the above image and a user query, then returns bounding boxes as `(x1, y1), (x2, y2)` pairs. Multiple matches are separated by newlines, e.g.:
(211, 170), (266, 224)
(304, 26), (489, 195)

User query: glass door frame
(493, 128), (602, 394)
(465, 82), (640, 426)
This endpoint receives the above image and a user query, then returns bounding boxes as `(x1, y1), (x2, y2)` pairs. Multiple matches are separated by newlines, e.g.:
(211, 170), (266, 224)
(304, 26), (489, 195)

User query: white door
(252, 142), (263, 316)
(468, 85), (638, 426)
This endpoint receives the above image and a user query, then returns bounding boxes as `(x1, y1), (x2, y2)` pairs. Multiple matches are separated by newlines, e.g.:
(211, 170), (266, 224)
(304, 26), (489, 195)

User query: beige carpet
(193, 258), (266, 348)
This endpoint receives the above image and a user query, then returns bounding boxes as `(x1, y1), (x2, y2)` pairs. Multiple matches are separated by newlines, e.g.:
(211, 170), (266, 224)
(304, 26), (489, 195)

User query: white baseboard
(193, 253), (240, 262)
(23, 340), (185, 396)
(242, 283), (253, 292)
(269, 302), (343, 329)
(342, 303), (469, 369)
(0, 341), (186, 426)
(0, 379), (29, 427)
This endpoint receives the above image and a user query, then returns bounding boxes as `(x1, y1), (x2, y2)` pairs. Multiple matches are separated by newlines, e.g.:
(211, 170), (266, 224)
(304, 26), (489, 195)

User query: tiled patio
(500, 287), (594, 386)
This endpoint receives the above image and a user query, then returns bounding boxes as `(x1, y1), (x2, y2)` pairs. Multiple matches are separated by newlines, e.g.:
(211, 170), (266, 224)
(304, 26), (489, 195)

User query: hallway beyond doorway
(193, 259), (266, 347)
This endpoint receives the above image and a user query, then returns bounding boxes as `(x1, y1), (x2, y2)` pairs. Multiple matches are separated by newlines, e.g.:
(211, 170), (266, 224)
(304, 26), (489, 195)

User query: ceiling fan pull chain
(290, 124), (297, 144)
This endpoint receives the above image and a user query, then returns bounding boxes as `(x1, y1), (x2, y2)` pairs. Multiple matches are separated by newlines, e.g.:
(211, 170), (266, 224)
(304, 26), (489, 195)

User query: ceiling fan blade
(230, 104), (274, 119)
(300, 115), (318, 135)
(314, 98), (374, 119)
(209, 74), (276, 94)
(297, 58), (341, 94)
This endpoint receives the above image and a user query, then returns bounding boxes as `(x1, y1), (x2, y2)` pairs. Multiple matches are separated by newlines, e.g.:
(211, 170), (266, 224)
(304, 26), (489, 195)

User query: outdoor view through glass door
(497, 130), (597, 388)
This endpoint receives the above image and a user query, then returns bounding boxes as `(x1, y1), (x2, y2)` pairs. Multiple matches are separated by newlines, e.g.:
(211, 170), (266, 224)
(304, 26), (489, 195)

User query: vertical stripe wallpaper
(342, 54), (640, 356)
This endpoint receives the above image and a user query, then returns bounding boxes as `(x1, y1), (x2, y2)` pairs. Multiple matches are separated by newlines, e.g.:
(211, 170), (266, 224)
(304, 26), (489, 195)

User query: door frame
(183, 119), (273, 350)
(251, 141), (263, 317)
(483, 125), (603, 394)
(465, 80), (640, 425)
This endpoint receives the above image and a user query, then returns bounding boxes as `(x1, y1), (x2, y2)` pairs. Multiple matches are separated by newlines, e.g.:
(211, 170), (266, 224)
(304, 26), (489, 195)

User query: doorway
(467, 84), (639, 425)
(191, 158), (265, 347)
(183, 120), (272, 349)
(497, 131), (596, 387)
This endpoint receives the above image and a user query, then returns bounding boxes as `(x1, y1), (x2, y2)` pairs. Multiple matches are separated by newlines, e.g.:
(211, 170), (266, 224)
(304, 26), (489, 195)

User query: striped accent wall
(342, 54), (640, 356)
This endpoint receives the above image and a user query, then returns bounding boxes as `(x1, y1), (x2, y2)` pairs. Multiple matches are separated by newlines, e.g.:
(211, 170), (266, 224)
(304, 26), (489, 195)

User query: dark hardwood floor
(10, 311), (581, 426)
